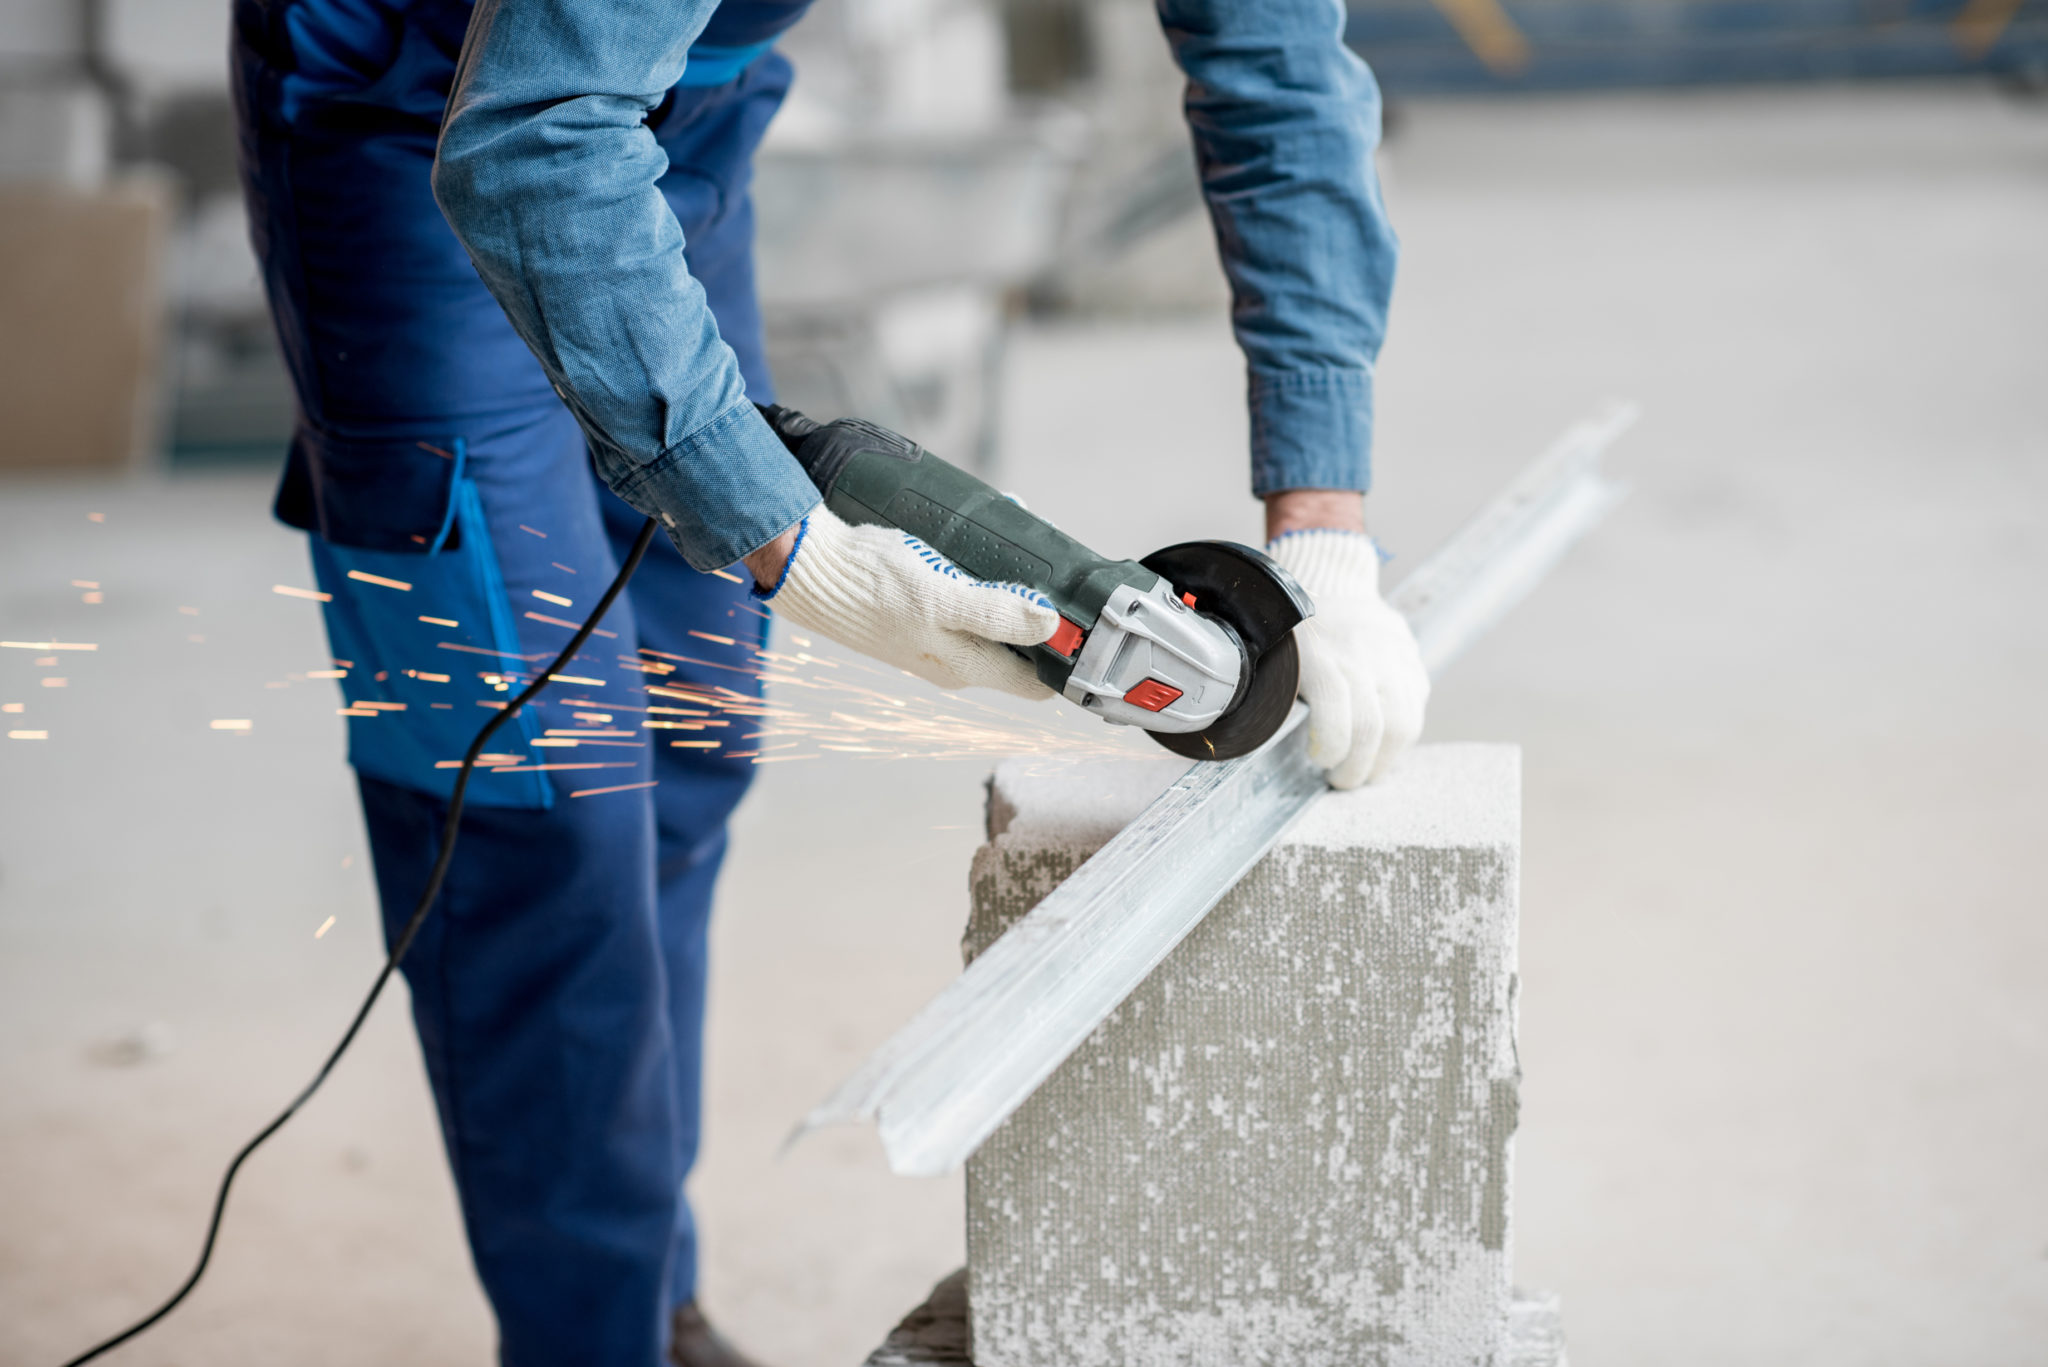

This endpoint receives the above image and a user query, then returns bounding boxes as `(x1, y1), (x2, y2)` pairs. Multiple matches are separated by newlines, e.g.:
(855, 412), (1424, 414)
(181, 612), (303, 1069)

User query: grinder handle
(760, 407), (1159, 685)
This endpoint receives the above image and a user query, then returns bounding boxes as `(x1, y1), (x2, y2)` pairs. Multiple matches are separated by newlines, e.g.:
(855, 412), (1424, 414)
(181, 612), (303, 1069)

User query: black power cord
(58, 516), (661, 1367)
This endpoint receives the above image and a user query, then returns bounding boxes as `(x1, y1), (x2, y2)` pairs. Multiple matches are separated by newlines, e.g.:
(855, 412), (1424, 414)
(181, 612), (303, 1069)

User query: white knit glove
(760, 505), (1058, 699)
(1268, 530), (1430, 789)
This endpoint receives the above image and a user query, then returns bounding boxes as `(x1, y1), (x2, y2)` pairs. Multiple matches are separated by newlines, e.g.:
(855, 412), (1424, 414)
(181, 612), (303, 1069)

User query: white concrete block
(964, 744), (1524, 1367)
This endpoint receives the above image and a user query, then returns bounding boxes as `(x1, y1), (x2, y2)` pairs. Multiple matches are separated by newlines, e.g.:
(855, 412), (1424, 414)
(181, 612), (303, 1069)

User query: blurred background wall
(3, 0), (2042, 472)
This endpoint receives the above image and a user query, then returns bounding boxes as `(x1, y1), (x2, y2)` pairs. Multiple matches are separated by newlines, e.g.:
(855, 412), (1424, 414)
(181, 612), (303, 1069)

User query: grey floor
(4, 82), (2046, 1367)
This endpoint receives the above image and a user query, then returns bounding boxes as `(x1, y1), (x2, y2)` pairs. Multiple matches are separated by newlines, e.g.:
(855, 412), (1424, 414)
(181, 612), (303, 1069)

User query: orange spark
(347, 570), (413, 591)
(272, 585), (332, 602)
(570, 780), (659, 798)
(525, 611), (617, 638)
(439, 642), (551, 660)
(533, 590), (573, 607)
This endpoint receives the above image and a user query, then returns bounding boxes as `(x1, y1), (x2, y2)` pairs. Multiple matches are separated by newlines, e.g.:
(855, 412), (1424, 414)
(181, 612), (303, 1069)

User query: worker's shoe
(669, 1302), (771, 1367)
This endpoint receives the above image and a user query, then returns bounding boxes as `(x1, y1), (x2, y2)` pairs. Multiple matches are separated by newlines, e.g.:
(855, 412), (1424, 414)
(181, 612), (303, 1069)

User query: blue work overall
(231, 2), (809, 1361)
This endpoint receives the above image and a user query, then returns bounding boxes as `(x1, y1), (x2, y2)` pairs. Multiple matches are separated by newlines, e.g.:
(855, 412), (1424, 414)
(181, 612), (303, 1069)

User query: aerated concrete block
(963, 744), (1525, 1367)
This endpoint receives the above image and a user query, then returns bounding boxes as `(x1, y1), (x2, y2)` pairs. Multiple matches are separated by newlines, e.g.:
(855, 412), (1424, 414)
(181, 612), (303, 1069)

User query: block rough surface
(964, 745), (1523, 1367)
(860, 1273), (1566, 1367)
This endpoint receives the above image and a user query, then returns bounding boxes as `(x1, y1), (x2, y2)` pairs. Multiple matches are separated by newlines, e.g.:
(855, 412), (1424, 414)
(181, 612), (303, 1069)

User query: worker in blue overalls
(232, 0), (1428, 1362)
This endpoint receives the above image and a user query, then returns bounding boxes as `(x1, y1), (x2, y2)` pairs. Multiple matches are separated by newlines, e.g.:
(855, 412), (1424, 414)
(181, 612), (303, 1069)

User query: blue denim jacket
(434, 0), (1396, 571)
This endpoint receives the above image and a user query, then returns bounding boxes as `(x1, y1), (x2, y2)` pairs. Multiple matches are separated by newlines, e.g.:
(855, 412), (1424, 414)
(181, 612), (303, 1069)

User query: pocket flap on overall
(275, 427), (465, 553)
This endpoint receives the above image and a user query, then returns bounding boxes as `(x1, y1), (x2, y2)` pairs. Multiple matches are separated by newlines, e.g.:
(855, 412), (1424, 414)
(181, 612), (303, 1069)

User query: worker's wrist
(743, 523), (803, 592)
(1263, 489), (1366, 543)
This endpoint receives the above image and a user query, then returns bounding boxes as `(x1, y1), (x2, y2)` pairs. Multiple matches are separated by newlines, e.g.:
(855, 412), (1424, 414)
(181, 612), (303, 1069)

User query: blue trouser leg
(594, 481), (771, 1310)
(234, 23), (788, 1363)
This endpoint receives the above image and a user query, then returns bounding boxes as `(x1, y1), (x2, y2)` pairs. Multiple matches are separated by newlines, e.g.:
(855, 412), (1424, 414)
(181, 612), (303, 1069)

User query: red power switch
(1180, 592), (1198, 607)
(1046, 616), (1085, 659)
(1122, 679), (1184, 712)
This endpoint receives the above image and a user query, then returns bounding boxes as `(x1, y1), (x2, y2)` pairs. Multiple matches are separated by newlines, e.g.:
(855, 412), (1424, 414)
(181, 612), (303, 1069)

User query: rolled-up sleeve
(432, 0), (818, 570)
(1157, 0), (1399, 498)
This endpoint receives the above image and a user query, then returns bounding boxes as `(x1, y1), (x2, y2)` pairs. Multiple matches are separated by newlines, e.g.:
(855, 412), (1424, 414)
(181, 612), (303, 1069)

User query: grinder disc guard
(1138, 542), (1310, 761)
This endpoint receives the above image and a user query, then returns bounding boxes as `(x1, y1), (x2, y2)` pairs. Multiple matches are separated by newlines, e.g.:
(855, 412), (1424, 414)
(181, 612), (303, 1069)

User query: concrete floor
(5, 82), (2046, 1367)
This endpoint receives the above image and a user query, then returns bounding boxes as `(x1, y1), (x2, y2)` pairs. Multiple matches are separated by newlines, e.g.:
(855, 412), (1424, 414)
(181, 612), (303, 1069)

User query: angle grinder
(761, 405), (1312, 761)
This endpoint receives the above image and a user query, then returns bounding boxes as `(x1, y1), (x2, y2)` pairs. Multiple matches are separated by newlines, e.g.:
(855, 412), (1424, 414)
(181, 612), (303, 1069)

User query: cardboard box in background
(0, 179), (171, 471)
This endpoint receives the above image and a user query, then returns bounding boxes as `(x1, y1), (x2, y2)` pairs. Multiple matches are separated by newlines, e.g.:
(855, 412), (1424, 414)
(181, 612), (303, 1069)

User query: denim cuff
(1246, 368), (1375, 498)
(612, 401), (820, 573)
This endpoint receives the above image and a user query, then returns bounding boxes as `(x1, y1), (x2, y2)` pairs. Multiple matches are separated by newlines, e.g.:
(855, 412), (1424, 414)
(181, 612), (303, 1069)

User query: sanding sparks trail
(588, 640), (1152, 765)
(315, 916), (336, 939)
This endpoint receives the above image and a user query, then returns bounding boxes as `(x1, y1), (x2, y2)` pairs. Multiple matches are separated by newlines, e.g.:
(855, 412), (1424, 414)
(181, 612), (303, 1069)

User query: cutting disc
(1138, 541), (1310, 762)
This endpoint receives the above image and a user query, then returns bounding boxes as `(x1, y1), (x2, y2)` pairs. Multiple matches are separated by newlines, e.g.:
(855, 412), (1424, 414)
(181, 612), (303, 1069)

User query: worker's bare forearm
(1264, 489), (1366, 542)
(743, 525), (801, 591)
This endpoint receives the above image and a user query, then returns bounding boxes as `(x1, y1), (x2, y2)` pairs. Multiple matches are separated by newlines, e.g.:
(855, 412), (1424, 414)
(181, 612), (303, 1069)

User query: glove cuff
(1266, 528), (1384, 596)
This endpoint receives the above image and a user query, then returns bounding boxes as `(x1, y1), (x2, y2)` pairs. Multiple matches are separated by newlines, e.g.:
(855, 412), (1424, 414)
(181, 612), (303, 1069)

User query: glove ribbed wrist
(1266, 528), (1384, 599)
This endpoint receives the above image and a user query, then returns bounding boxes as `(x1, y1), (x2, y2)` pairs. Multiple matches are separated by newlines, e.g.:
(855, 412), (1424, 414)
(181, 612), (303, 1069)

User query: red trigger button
(1181, 592), (1197, 607)
(1123, 679), (1184, 712)
(1047, 616), (1084, 659)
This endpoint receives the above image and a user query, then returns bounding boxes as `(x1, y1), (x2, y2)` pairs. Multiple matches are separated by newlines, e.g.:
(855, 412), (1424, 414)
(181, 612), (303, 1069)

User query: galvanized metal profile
(1392, 399), (1635, 672)
(795, 403), (1636, 1177)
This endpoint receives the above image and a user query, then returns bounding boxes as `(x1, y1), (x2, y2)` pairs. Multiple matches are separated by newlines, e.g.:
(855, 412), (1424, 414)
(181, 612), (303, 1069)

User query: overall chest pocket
(276, 427), (554, 809)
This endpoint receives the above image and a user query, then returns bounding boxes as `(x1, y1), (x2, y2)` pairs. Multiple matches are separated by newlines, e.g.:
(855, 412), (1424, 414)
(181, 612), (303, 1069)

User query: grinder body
(762, 406), (1311, 760)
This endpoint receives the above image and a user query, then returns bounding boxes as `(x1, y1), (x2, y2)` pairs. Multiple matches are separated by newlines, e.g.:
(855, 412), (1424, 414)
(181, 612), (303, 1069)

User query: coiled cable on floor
(57, 516), (662, 1367)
